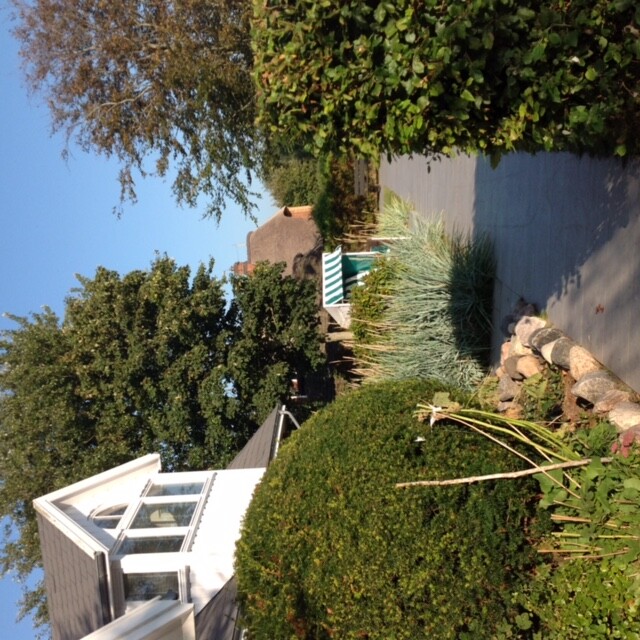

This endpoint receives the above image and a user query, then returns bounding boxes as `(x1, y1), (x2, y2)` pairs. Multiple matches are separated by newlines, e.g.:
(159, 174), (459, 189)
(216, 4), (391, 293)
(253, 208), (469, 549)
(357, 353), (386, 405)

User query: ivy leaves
(253, 0), (640, 160)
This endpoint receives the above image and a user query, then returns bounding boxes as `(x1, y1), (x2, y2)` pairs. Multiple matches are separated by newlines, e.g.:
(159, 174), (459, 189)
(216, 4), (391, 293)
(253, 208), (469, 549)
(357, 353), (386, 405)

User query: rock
(594, 389), (632, 414)
(539, 340), (556, 365)
(500, 341), (512, 367)
(529, 327), (565, 351)
(498, 375), (521, 402)
(608, 402), (640, 432)
(549, 337), (576, 369)
(569, 345), (602, 380)
(501, 300), (537, 336)
(509, 335), (533, 358)
(503, 356), (524, 381)
(500, 314), (516, 336)
(497, 401), (522, 417)
(516, 355), (544, 379)
(514, 316), (547, 347)
(571, 370), (620, 405)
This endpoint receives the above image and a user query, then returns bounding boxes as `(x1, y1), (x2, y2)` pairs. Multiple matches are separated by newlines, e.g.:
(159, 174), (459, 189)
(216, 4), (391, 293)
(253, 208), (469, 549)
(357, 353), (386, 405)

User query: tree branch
(395, 457), (613, 489)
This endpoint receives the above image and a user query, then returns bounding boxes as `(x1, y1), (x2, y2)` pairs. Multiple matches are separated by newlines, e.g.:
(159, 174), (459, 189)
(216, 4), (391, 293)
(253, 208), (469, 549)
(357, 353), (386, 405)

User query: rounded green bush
(236, 380), (547, 639)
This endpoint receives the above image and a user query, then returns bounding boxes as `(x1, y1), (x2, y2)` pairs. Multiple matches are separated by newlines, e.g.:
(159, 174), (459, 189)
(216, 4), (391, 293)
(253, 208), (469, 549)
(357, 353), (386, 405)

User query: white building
(34, 406), (290, 640)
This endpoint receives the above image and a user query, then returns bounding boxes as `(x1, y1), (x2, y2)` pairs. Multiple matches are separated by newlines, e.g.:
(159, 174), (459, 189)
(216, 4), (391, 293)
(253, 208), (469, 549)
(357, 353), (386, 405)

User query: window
(91, 504), (128, 530)
(124, 572), (179, 601)
(119, 535), (185, 554)
(114, 473), (213, 556)
(130, 502), (197, 529)
(146, 482), (204, 497)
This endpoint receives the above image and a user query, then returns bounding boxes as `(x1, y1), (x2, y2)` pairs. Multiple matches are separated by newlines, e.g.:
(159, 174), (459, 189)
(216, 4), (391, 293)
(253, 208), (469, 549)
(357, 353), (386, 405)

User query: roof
(226, 405), (282, 470)
(196, 406), (285, 639)
(194, 577), (239, 640)
(247, 208), (321, 276)
(36, 513), (111, 640)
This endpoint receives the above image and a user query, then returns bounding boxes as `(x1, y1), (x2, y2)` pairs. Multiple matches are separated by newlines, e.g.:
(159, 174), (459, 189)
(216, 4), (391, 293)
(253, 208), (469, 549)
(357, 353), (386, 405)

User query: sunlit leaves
(253, 0), (640, 160)
(12, 0), (260, 219)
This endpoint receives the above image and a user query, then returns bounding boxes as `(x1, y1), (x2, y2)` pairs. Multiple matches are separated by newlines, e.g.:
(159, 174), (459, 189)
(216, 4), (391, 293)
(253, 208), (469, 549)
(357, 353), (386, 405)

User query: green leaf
(460, 89), (475, 102)
(374, 4), (386, 23)
(584, 458), (605, 480)
(585, 67), (598, 81)
(623, 478), (640, 491)
(515, 613), (533, 630)
(482, 31), (494, 50)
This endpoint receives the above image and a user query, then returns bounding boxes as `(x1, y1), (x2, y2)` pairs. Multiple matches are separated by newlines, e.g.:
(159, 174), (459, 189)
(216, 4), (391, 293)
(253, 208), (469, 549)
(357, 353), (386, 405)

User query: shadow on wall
(379, 152), (640, 390)
(471, 152), (640, 390)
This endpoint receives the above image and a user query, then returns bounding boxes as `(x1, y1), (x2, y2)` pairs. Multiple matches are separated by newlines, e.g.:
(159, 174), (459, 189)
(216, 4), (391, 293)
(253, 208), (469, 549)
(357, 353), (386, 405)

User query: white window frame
(114, 472), (215, 556)
(107, 471), (214, 616)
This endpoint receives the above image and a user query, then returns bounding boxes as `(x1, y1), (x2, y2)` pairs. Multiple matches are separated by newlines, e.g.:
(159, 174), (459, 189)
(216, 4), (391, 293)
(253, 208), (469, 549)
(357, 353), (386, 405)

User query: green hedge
(235, 380), (548, 639)
(253, 0), (640, 159)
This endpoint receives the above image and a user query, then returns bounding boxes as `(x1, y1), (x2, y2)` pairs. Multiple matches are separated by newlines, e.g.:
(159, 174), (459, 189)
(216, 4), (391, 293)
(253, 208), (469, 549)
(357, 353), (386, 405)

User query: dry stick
(395, 457), (612, 489)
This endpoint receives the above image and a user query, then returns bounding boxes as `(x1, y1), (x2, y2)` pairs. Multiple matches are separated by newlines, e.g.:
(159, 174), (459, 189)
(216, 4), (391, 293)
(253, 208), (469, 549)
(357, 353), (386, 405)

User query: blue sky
(0, 4), (273, 636)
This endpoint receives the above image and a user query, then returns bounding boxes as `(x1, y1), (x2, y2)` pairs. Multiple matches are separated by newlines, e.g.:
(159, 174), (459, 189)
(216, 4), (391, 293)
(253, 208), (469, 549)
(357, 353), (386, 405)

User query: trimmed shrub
(253, 0), (640, 160)
(235, 380), (548, 640)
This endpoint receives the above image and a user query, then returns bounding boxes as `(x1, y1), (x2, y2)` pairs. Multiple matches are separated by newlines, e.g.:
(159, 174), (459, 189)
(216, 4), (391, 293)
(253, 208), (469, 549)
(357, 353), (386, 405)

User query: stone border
(496, 302), (640, 433)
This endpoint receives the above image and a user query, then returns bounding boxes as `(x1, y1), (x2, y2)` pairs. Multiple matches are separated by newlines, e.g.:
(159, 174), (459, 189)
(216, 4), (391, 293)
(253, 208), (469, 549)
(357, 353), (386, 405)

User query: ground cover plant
(416, 399), (640, 638)
(235, 379), (549, 639)
(253, 0), (640, 162)
(350, 195), (494, 389)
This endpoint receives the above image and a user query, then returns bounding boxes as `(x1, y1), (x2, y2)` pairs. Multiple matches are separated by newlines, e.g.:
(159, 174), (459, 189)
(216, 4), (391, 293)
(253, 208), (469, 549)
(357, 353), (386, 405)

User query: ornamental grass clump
(353, 212), (494, 389)
(235, 380), (549, 640)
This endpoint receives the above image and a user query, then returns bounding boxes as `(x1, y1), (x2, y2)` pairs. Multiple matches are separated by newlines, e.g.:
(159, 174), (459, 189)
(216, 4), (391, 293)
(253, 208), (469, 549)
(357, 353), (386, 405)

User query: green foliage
(311, 155), (371, 247)
(354, 217), (494, 389)
(519, 454), (640, 639)
(236, 379), (548, 640)
(263, 156), (324, 208)
(433, 407), (640, 638)
(535, 424), (638, 558)
(13, 0), (260, 219)
(519, 368), (566, 423)
(253, 0), (640, 160)
(514, 559), (640, 638)
(228, 261), (324, 424)
(0, 256), (324, 628)
(349, 255), (399, 344)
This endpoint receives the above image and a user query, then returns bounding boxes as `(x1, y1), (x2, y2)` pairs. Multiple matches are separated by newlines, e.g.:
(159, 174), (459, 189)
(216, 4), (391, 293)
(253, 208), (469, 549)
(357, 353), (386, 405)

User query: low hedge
(235, 380), (548, 639)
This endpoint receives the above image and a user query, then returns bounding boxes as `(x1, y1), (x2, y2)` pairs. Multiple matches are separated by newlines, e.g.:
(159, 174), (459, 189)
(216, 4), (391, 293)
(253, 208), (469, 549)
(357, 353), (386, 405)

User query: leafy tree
(262, 156), (324, 208)
(0, 256), (323, 630)
(253, 0), (640, 160)
(11, 0), (259, 219)
(228, 261), (324, 424)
